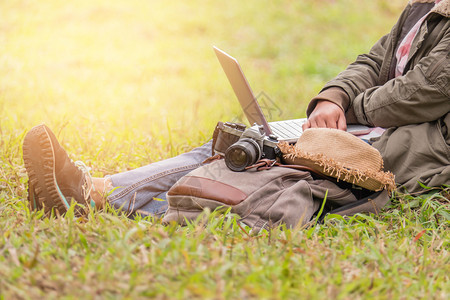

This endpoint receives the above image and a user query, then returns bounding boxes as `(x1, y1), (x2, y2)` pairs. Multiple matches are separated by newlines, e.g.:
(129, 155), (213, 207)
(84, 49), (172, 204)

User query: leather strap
(202, 156), (333, 181)
(202, 154), (223, 164)
(246, 158), (332, 180)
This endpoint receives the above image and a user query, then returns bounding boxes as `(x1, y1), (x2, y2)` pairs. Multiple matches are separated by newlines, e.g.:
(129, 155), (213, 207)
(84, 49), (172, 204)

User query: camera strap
(245, 158), (331, 180)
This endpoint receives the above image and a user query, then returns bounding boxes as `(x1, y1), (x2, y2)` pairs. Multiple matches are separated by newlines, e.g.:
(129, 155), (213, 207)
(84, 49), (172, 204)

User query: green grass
(0, 0), (449, 298)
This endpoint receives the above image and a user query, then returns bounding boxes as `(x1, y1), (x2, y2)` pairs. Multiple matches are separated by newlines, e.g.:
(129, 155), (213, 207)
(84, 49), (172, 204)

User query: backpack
(162, 159), (390, 230)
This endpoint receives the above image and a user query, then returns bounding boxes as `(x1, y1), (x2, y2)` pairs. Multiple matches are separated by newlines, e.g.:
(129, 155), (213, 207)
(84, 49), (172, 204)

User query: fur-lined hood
(410, 0), (450, 17)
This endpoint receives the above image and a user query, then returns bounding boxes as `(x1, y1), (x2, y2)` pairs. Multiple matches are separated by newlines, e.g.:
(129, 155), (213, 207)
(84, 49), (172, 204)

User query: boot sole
(23, 125), (70, 214)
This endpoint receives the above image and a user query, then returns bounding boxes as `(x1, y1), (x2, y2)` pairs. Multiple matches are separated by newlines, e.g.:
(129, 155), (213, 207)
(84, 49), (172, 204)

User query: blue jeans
(107, 141), (213, 217)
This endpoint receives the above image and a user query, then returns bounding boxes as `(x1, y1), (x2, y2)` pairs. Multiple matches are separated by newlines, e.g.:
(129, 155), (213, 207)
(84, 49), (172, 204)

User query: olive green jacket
(307, 0), (450, 193)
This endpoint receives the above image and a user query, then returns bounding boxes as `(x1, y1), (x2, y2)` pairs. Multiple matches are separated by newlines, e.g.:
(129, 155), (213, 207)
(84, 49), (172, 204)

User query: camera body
(213, 122), (281, 171)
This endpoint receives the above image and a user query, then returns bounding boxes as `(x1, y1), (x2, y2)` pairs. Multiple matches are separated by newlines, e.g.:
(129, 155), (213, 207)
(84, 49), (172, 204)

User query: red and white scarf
(395, 0), (442, 77)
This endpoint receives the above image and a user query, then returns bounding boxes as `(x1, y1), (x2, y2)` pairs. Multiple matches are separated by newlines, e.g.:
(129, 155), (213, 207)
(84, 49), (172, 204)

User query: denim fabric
(107, 141), (213, 217)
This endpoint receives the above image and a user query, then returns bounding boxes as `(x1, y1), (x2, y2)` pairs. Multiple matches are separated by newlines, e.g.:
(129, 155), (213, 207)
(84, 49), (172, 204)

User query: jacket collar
(431, 0), (450, 17)
(405, 0), (448, 72)
(410, 0), (450, 17)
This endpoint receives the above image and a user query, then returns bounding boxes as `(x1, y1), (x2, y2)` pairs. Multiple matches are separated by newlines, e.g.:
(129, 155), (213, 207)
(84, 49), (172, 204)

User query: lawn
(0, 0), (449, 298)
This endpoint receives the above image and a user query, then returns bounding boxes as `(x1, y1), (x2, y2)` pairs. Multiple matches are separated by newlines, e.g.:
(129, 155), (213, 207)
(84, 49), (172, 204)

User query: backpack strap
(317, 190), (391, 222)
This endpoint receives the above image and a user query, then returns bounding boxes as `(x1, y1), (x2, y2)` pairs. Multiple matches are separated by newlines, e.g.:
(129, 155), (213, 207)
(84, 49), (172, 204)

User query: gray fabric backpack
(162, 159), (390, 230)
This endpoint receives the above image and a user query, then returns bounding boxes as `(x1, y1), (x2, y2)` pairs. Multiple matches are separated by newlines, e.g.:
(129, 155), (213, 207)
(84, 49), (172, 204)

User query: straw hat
(278, 128), (396, 192)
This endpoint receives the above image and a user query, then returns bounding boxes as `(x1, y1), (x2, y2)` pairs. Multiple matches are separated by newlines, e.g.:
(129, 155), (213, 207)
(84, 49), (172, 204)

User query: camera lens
(225, 138), (261, 172)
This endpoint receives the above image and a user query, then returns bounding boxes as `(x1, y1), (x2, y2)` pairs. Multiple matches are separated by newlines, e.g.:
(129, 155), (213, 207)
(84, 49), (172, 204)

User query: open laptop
(213, 46), (370, 143)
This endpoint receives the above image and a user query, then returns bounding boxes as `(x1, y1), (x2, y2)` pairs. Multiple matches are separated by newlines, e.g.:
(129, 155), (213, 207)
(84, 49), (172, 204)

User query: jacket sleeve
(349, 30), (450, 127)
(322, 33), (391, 105)
(305, 33), (391, 123)
(325, 26), (450, 128)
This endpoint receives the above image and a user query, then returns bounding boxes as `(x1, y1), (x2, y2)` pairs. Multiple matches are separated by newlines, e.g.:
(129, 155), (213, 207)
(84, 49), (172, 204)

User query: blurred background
(0, 0), (405, 176)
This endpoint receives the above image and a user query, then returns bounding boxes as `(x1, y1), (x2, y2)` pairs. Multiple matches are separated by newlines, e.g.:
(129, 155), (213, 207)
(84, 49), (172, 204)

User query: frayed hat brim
(278, 129), (396, 192)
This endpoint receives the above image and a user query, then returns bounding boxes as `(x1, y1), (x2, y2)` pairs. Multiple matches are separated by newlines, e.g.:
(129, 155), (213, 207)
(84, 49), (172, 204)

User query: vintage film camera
(212, 122), (281, 172)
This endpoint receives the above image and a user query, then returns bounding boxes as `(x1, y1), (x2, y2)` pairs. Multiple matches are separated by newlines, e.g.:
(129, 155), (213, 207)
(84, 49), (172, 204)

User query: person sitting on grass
(23, 0), (449, 217)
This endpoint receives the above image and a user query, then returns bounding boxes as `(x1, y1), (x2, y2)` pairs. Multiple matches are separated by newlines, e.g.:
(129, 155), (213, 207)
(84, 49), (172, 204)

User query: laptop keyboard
(269, 119), (305, 139)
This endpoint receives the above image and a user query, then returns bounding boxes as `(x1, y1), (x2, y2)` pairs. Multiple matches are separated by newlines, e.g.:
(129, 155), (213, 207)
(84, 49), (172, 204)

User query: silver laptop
(213, 46), (369, 143)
